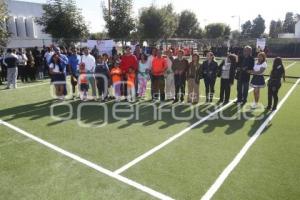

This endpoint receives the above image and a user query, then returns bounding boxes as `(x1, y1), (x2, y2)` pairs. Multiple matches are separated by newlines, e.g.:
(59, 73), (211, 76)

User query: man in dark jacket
(236, 46), (255, 105)
(3, 49), (19, 89)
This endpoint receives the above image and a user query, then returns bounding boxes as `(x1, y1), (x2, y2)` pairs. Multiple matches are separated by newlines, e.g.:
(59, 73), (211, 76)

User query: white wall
(295, 21), (300, 38)
(6, 0), (52, 48)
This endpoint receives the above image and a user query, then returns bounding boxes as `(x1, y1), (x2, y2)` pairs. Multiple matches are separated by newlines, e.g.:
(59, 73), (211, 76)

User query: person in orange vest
(79, 63), (89, 101)
(110, 59), (123, 102)
(151, 49), (168, 102)
(127, 67), (136, 102)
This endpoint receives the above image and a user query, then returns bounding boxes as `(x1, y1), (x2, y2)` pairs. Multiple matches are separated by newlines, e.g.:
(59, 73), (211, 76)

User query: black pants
(152, 75), (165, 101)
(97, 78), (107, 99)
(268, 84), (280, 109)
(220, 79), (231, 103)
(204, 77), (216, 101)
(237, 80), (249, 103)
(19, 65), (28, 82)
(174, 74), (186, 101)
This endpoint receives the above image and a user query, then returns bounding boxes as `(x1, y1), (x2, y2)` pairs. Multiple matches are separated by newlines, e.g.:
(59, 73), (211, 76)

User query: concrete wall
(295, 21), (300, 38)
(6, 0), (52, 48)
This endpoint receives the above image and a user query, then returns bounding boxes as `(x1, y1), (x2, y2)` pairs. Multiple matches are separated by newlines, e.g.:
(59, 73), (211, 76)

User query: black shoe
(173, 99), (178, 104)
(272, 107), (277, 111)
(265, 106), (271, 110)
(223, 101), (229, 105)
(217, 100), (223, 104)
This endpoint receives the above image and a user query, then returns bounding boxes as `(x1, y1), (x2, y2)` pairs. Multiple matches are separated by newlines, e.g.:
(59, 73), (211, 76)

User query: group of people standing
(1, 44), (286, 111)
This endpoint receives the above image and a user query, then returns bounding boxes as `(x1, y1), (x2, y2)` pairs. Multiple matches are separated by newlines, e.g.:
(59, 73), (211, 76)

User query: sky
(17, 0), (300, 33)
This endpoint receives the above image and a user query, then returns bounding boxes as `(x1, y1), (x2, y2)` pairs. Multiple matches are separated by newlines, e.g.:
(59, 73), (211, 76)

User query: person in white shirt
(165, 50), (175, 100)
(81, 47), (96, 99)
(17, 48), (28, 83)
(249, 52), (268, 109)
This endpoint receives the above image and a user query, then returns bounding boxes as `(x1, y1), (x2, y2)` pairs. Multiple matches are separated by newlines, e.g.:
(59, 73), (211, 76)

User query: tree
(37, 0), (89, 45)
(204, 23), (231, 39)
(0, 1), (9, 47)
(283, 12), (295, 33)
(102, 0), (135, 39)
(89, 32), (108, 40)
(241, 20), (252, 37)
(269, 20), (283, 38)
(138, 4), (178, 42)
(160, 4), (178, 39)
(250, 15), (265, 38)
(175, 10), (199, 38)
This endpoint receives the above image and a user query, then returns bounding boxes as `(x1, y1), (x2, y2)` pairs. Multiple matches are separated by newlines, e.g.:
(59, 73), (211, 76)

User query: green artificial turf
(0, 60), (299, 200)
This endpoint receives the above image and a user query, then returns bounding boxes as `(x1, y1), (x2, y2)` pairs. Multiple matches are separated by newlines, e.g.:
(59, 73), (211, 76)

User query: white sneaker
(251, 102), (257, 109)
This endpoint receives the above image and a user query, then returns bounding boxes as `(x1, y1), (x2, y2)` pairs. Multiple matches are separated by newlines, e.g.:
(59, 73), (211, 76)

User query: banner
(87, 40), (116, 56)
(256, 38), (266, 50)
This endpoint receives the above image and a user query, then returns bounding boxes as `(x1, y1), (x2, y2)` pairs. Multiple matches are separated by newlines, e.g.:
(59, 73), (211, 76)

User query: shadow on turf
(0, 98), (271, 136)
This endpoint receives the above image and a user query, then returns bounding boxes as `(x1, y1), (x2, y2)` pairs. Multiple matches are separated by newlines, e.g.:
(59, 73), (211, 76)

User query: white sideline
(0, 120), (174, 200)
(114, 62), (297, 175)
(200, 78), (300, 200)
(1, 82), (49, 90)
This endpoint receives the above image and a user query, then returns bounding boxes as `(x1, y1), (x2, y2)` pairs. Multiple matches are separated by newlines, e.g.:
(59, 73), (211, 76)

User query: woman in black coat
(217, 54), (237, 105)
(202, 52), (218, 103)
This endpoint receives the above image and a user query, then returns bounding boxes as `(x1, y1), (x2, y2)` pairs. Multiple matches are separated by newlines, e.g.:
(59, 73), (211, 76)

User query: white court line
(201, 78), (300, 200)
(114, 62), (297, 174)
(0, 120), (174, 200)
(0, 82), (49, 90)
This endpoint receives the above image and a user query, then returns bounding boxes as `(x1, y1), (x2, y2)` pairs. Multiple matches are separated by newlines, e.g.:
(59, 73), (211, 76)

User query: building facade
(278, 20), (300, 39)
(6, 0), (53, 48)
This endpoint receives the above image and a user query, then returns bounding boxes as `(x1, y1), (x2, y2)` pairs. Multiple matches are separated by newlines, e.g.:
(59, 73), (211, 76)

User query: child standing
(95, 55), (110, 101)
(110, 60), (123, 102)
(138, 54), (149, 99)
(79, 63), (89, 101)
(127, 67), (136, 102)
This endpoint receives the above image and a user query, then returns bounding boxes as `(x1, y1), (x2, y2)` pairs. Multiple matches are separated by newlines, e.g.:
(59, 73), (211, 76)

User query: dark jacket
(218, 60), (236, 85)
(4, 54), (19, 68)
(268, 65), (285, 87)
(202, 60), (218, 80)
(236, 56), (254, 82)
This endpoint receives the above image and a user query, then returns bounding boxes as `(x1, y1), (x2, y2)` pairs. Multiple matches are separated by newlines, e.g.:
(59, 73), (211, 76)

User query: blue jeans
(237, 80), (249, 103)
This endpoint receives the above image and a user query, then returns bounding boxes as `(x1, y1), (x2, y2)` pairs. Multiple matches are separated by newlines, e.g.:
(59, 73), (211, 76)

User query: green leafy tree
(0, 1), (9, 47)
(37, 0), (89, 45)
(269, 20), (283, 38)
(89, 32), (108, 40)
(283, 12), (295, 33)
(160, 4), (178, 39)
(250, 15), (265, 38)
(138, 4), (178, 42)
(204, 23), (231, 39)
(102, 0), (135, 39)
(175, 10), (199, 38)
(241, 20), (252, 37)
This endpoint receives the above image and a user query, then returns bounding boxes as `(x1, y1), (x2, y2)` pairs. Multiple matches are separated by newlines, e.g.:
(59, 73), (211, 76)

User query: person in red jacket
(120, 46), (138, 99)
(151, 49), (168, 102)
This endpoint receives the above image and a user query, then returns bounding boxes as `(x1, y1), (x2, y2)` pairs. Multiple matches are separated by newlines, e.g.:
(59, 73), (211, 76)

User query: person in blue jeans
(202, 52), (218, 103)
(235, 46), (255, 105)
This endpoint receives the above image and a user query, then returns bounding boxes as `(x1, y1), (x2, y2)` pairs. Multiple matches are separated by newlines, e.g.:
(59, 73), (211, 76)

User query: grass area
(0, 60), (300, 200)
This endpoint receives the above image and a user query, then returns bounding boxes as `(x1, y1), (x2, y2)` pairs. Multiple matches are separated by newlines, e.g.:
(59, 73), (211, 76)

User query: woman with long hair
(202, 52), (218, 103)
(49, 53), (66, 100)
(267, 57), (285, 111)
(217, 54), (237, 105)
(187, 54), (201, 104)
(249, 52), (267, 109)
